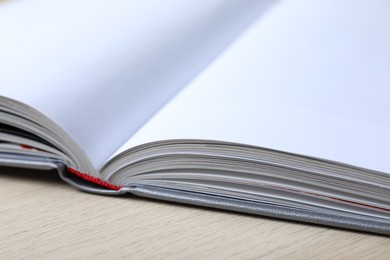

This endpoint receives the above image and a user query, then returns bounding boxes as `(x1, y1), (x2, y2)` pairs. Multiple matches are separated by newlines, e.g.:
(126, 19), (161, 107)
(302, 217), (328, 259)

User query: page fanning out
(114, 0), (390, 173)
(0, 0), (273, 170)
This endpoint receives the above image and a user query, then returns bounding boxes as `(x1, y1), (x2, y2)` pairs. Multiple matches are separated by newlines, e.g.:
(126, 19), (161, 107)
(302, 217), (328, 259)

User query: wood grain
(0, 167), (389, 259)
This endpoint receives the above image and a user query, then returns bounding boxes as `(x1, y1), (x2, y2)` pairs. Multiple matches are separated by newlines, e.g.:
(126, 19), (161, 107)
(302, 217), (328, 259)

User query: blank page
(116, 0), (390, 173)
(0, 0), (271, 169)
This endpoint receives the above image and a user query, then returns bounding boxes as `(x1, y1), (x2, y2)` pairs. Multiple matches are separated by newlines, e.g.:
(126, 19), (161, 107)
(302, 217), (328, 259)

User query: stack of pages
(1, 0), (389, 234)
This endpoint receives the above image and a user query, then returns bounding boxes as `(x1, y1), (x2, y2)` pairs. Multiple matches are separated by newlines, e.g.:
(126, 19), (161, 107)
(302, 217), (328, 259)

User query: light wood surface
(0, 167), (389, 259)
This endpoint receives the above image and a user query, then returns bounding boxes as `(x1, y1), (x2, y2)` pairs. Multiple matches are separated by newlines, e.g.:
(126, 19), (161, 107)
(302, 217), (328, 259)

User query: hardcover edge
(59, 164), (390, 235)
(1, 158), (389, 235)
(129, 184), (390, 236)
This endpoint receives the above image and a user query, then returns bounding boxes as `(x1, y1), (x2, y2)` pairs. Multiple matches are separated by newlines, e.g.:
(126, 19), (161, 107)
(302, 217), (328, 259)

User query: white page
(0, 0), (272, 170)
(116, 0), (390, 173)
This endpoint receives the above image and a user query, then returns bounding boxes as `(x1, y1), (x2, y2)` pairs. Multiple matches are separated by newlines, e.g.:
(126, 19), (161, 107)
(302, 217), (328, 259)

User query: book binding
(1, 156), (389, 235)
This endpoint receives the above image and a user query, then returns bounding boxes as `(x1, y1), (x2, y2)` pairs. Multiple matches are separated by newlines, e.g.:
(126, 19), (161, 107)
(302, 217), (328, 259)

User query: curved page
(0, 0), (272, 170)
(115, 0), (390, 173)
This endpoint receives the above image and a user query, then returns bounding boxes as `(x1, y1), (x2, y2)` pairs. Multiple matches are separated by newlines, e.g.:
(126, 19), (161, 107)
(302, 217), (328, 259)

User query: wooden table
(0, 167), (389, 259)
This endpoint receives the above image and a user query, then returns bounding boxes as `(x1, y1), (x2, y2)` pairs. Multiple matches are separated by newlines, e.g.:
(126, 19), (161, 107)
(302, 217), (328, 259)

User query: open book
(1, 0), (390, 234)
